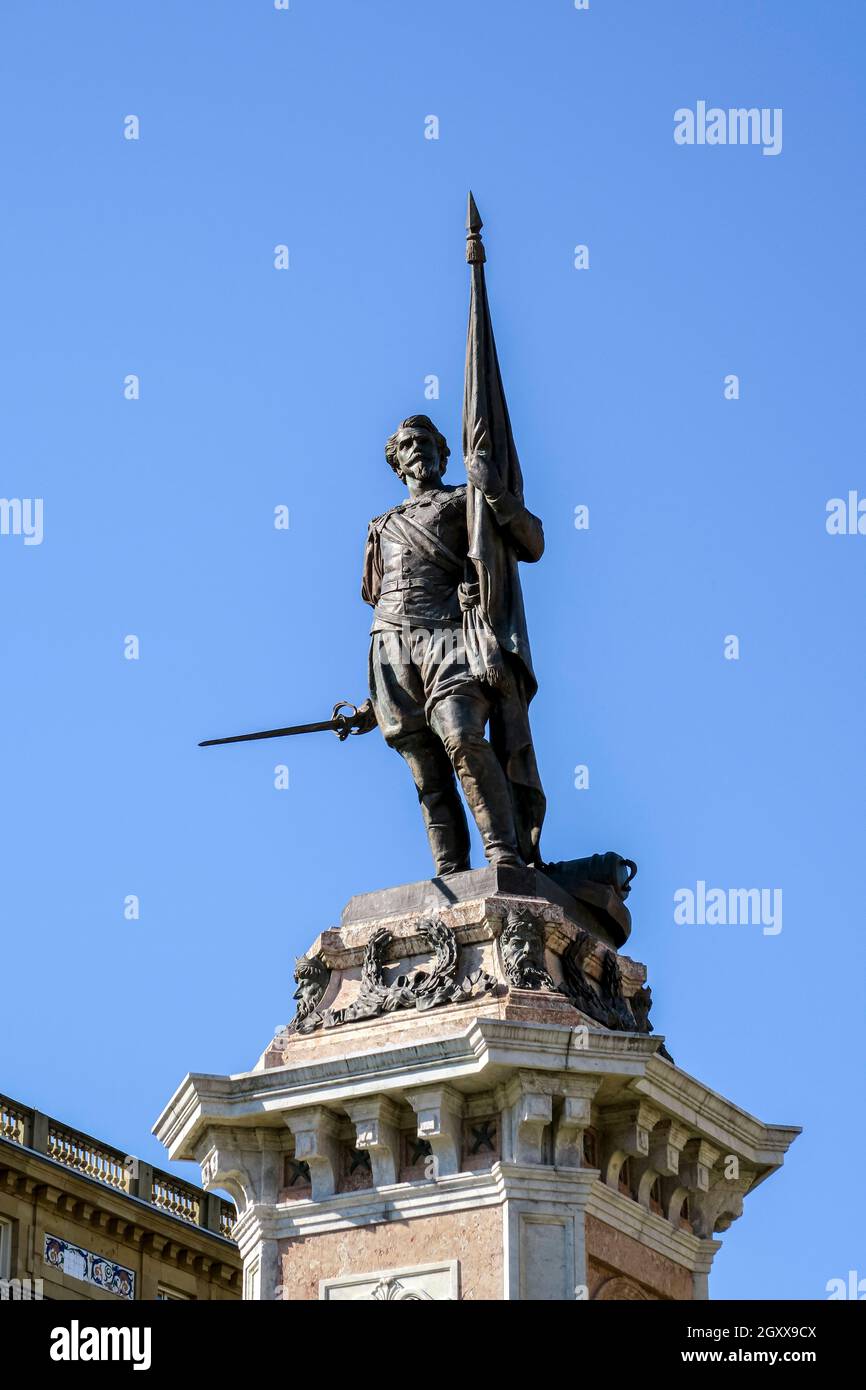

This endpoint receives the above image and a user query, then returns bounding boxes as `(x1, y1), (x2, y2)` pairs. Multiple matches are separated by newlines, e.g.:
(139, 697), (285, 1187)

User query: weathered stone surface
(586, 1216), (694, 1300)
(279, 1207), (503, 1301)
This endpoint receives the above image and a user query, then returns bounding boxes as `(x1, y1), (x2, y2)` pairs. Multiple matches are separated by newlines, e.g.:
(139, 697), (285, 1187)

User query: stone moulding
(281, 895), (664, 1055)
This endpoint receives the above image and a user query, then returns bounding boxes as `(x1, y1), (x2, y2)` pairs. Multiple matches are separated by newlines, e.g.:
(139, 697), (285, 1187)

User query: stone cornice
(154, 1023), (657, 1157)
(153, 1018), (798, 1185)
(586, 1178), (722, 1273)
(633, 1060), (802, 1168)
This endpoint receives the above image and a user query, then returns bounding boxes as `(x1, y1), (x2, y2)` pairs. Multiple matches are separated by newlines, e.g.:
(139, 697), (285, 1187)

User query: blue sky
(1, 0), (864, 1300)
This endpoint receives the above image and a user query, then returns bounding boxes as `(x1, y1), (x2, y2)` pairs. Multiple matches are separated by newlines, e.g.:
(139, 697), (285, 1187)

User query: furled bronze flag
(462, 192), (546, 864)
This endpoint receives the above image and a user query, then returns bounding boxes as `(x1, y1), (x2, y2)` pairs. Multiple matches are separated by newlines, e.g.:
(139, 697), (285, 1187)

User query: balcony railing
(0, 1092), (235, 1241)
(152, 1173), (200, 1225)
(0, 1096), (27, 1145)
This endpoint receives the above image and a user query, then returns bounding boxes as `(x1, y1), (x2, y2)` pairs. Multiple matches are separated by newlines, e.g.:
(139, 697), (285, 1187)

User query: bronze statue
(355, 406), (545, 872)
(200, 194), (547, 876)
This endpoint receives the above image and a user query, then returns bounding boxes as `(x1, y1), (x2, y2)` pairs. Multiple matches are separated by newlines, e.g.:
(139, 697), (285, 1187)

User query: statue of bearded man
(354, 413), (547, 875)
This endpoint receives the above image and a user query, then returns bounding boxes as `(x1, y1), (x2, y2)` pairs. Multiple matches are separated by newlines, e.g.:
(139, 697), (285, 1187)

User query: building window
(0, 1217), (11, 1280)
(156, 1285), (191, 1300)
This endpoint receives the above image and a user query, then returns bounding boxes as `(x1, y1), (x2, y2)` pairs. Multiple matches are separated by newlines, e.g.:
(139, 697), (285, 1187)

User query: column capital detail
(648, 1119), (692, 1177)
(343, 1095), (402, 1187)
(554, 1092), (596, 1168)
(600, 1101), (664, 1161)
(508, 1086), (552, 1165)
(283, 1106), (342, 1200)
(404, 1086), (465, 1178)
(679, 1138), (721, 1192)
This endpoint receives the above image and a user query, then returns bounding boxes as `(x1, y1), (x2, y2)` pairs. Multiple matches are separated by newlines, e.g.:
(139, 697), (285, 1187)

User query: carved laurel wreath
(289, 916), (494, 1034)
(287, 908), (665, 1054)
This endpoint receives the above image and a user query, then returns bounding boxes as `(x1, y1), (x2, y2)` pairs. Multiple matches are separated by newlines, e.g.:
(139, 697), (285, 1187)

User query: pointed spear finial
(466, 190), (486, 264)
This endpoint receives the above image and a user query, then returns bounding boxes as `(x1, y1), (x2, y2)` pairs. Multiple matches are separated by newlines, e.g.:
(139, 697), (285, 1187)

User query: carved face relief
(500, 909), (553, 991)
(291, 955), (330, 1022)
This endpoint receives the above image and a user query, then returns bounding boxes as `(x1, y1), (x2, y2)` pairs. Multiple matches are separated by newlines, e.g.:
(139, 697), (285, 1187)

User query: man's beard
(406, 459), (439, 482)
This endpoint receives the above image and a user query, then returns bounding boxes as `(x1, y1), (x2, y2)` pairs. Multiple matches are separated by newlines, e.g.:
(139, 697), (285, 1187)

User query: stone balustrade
(0, 1092), (236, 1240)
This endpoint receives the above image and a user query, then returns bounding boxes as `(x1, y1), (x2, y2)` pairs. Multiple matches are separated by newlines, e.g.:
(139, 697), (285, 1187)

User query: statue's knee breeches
(391, 729), (455, 793)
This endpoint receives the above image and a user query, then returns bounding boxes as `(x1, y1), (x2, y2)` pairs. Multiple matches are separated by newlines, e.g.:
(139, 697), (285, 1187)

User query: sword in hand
(198, 699), (376, 747)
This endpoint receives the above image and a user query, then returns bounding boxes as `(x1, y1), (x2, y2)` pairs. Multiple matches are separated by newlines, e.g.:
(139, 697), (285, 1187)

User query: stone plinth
(341, 859), (633, 948)
(153, 881), (799, 1301)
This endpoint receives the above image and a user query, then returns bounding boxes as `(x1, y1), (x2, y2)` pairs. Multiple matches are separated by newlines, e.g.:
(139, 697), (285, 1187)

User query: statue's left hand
(464, 419), (503, 500)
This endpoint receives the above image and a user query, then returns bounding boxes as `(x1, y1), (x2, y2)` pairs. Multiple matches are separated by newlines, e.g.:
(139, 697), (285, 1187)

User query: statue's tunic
(361, 482), (547, 864)
(372, 485), (467, 629)
(361, 485), (478, 743)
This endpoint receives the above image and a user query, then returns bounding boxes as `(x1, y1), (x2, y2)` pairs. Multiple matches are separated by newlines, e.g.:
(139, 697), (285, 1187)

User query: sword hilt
(332, 701), (362, 740)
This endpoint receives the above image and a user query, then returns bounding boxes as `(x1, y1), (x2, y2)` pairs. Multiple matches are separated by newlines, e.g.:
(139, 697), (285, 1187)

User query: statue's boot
(393, 730), (471, 874)
(448, 742), (524, 867)
(431, 697), (524, 869)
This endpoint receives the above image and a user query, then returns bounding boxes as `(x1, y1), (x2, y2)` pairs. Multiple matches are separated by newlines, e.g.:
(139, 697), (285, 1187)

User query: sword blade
(199, 719), (338, 747)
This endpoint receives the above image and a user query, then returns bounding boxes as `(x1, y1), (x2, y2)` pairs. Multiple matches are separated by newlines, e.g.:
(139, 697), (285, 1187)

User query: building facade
(0, 1094), (240, 1301)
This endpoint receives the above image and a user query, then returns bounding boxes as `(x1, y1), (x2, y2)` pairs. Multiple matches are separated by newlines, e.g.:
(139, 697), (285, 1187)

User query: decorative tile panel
(44, 1234), (135, 1300)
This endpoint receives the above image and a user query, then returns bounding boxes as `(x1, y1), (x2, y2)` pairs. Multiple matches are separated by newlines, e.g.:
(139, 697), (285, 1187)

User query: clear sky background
(1, 0), (863, 1300)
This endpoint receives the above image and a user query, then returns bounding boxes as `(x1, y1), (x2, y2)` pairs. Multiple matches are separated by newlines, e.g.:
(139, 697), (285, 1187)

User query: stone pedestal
(153, 869), (799, 1301)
